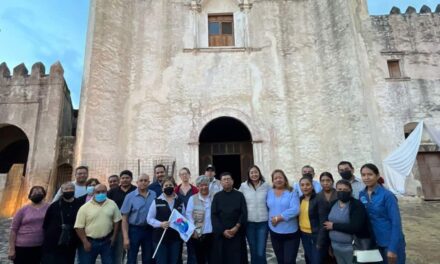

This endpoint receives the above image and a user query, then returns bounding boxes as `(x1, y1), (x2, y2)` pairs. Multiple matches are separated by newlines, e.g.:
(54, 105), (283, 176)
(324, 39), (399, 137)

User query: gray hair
(195, 175), (210, 186)
(60, 182), (75, 192)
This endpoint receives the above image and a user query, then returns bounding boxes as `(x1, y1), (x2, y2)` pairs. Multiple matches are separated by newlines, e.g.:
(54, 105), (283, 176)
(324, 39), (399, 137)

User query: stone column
(190, 1), (201, 49)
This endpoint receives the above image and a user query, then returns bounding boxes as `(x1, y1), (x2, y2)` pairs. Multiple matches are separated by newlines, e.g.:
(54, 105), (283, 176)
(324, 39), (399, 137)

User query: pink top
(11, 203), (49, 247)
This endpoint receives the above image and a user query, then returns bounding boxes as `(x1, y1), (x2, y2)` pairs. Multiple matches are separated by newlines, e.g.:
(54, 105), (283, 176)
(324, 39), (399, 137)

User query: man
(121, 173), (156, 264)
(294, 165), (322, 196)
(108, 174), (120, 190)
(148, 164), (166, 196)
(337, 161), (365, 199)
(204, 164), (222, 196)
(53, 166), (89, 201)
(74, 184), (122, 264)
(108, 170), (137, 264)
(211, 172), (248, 264)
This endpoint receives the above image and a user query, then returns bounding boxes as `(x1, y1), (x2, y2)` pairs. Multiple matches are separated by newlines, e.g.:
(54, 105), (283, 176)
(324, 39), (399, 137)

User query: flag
(169, 209), (195, 242)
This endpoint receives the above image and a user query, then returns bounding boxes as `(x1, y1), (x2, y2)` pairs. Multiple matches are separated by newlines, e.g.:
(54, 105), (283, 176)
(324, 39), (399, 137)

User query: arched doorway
(199, 117), (253, 188)
(0, 124), (29, 175)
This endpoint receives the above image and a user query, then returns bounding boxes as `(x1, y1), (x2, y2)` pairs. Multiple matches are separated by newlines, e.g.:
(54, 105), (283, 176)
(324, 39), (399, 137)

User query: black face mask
(340, 171), (353, 180)
(163, 186), (174, 196)
(30, 193), (45, 204)
(337, 191), (352, 203)
(62, 191), (75, 200)
(303, 173), (313, 179)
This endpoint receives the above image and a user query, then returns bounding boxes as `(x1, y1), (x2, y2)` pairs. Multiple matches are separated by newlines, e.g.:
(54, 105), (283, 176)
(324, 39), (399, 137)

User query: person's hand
(387, 251), (397, 264)
(83, 240), (92, 252)
(160, 221), (169, 229)
(271, 215), (282, 226)
(123, 238), (130, 250)
(323, 221), (333, 230)
(223, 230), (233, 239)
(229, 226), (239, 236)
(7, 248), (15, 260)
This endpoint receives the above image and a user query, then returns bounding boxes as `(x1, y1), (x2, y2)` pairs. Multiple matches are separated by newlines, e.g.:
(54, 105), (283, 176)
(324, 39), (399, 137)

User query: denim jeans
(127, 225), (154, 264)
(153, 239), (182, 264)
(78, 238), (112, 264)
(300, 232), (320, 264)
(246, 221), (268, 264)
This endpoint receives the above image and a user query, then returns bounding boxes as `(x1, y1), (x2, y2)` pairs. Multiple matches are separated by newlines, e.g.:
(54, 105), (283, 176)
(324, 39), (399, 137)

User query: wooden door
(417, 152), (440, 200)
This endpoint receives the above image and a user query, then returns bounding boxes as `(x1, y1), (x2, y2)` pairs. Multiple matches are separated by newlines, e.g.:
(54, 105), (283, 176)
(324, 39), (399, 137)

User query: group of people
(7, 161), (406, 264)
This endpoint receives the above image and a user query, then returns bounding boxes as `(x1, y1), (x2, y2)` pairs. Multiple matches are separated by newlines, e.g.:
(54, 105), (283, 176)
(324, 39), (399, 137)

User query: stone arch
(191, 107), (266, 143)
(0, 124), (29, 175)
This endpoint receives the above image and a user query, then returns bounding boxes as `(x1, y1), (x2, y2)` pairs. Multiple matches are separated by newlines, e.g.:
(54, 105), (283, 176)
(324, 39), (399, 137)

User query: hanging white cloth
(382, 121), (424, 195)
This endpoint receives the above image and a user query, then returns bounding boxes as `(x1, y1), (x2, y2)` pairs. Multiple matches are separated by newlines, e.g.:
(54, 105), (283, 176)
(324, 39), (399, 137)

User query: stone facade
(0, 62), (75, 216)
(73, 0), (439, 192)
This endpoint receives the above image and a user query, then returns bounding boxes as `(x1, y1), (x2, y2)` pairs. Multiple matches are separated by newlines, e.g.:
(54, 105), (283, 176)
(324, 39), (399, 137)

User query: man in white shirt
(53, 166), (89, 202)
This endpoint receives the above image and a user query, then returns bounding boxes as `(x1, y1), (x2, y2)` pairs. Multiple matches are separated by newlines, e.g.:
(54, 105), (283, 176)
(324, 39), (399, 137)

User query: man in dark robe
(211, 172), (248, 264)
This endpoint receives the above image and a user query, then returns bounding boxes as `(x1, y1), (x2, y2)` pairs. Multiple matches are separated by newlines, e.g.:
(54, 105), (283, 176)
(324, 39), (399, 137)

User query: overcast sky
(0, 0), (438, 108)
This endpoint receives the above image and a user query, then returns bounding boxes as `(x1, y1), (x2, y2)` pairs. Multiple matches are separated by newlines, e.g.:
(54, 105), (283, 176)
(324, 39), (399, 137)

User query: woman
(147, 176), (185, 264)
(359, 163), (406, 264)
(186, 175), (214, 264)
(175, 168), (198, 264)
(78, 178), (100, 204)
(315, 172), (337, 263)
(42, 182), (82, 264)
(266, 169), (300, 264)
(298, 177), (320, 264)
(239, 165), (270, 264)
(323, 180), (370, 264)
(8, 186), (49, 264)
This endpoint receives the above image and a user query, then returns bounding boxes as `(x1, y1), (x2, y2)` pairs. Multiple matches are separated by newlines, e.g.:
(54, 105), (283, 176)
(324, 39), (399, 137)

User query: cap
(205, 164), (215, 171)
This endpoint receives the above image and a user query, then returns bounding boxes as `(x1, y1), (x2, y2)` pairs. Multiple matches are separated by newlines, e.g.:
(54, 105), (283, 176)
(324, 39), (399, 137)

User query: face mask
(95, 193), (107, 203)
(86, 186), (95, 195)
(62, 191), (74, 200)
(303, 173), (313, 179)
(163, 186), (174, 196)
(337, 191), (352, 203)
(30, 193), (45, 204)
(340, 171), (353, 180)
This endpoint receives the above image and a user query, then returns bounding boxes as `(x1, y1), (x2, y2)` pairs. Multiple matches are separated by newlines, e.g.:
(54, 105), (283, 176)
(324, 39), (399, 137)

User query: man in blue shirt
(337, 161), (365, 199)
(148, 164), (166, 196)
(294, 165), (322, 196)
(121, 173), (157, 264)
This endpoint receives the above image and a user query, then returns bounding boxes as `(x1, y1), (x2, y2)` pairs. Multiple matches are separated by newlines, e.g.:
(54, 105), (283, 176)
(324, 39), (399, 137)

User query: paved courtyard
(0, 198), (438, 263)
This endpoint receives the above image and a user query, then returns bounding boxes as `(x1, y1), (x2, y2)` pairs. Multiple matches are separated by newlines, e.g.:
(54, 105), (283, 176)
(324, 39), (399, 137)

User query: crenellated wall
(0, 62), (75, 216)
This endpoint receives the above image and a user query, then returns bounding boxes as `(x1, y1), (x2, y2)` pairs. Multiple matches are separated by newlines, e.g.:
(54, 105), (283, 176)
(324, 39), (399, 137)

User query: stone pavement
(0, 199), (439, 263)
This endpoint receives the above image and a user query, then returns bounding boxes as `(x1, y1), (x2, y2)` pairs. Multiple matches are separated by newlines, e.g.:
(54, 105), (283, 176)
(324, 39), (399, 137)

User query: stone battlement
(382, 4), (440, 16)
(0, 61), (65, 86)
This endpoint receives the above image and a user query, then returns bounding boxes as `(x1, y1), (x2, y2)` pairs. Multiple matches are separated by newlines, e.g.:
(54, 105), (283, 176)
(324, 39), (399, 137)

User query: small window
(208, 14), (234, 47)
(387, 60), (401, 78)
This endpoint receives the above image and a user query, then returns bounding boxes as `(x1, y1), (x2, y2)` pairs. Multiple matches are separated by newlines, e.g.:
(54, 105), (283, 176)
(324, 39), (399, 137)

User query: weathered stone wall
(0, 62), (74, 214)
(77, 0), (440, 190)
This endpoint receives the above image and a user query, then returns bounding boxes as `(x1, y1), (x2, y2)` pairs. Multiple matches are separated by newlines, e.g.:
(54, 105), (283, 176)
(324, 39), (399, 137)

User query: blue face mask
(95, 193), (107, 203)
(87, 186), (95, 195)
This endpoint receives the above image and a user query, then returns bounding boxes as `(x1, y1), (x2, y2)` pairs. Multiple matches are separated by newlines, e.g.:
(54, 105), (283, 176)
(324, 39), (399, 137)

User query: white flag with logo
(169, 209), (195, 242)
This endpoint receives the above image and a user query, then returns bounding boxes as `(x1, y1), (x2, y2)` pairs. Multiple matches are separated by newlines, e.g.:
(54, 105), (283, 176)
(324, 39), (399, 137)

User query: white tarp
(425, 121), (440, 147)
(382, 121), (424, 194)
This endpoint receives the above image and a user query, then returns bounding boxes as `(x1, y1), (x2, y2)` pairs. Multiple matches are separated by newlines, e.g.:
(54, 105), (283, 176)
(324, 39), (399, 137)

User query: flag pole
(152, 209), (175, 259)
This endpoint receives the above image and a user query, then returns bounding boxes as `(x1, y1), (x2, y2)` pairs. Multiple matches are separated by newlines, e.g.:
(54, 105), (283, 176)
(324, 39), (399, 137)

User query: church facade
(72, 0), (439, 195)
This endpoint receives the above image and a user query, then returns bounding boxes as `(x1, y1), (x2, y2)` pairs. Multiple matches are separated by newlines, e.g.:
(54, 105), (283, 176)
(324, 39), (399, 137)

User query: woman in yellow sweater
(299, 176), (321, 264)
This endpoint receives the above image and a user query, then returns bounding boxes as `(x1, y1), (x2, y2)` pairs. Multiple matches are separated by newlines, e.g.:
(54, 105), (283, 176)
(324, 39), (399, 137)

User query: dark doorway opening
(0, 125), (29, 175)
(199, 117), (254, 186)
(213, 155), (241, 189)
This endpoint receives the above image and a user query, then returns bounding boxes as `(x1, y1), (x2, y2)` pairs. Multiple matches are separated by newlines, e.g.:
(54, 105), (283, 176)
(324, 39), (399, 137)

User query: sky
(0, 0), (439, 108)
